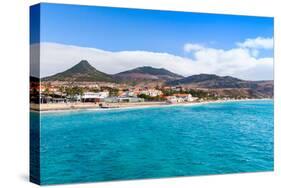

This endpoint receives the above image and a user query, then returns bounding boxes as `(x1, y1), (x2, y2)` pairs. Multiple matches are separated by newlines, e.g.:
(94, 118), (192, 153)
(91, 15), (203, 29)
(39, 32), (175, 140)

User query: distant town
(30, 60), (273, 111)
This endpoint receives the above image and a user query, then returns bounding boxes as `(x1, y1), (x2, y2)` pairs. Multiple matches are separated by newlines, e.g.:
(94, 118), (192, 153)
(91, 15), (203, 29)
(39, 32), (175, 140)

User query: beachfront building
(40, 95), (52, 103)
(118, 97), (144, 103)
(52, 98), (66, 103)
(104, 97), (144, 103)
(187, 95), (198, 102)
(40, 95), (69, 104)
(81, 91), (109, 102)
(39, 90), (69, 104)
(173, 94), (198, 102)
(67, 94), (82, 102)
(166, 96), (184, 104)
(140, 89), (163, 97)
(166, 93), (198, 104)
(173, 93), (198, 102)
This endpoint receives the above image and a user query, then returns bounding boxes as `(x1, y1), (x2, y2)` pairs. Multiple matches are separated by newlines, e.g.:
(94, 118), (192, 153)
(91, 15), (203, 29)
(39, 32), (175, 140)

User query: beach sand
(30, 98), (270, 112)
(32, 101), (166, 111)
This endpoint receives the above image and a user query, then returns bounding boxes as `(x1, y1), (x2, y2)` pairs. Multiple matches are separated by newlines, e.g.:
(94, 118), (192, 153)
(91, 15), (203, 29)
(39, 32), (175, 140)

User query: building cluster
(118, 88), (163, 97)
(166, 94), (198, 104)
(33, 82), (198, 104)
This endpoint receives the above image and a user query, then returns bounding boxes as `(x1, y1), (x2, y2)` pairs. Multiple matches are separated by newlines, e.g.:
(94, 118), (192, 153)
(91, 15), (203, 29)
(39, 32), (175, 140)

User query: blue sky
(31, 3), (273, 56)
(30, 3), (274, 80)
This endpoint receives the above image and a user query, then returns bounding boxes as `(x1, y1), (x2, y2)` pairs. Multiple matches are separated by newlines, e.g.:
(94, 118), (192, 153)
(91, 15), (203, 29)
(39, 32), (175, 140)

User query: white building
(82, 91), (109, 102)
(120, 91), (137, 97)
(140, 89), (163, 97)
(167, 94), (198, 104)
(186, 94), (198, 102)
(166, 96), (184, 104)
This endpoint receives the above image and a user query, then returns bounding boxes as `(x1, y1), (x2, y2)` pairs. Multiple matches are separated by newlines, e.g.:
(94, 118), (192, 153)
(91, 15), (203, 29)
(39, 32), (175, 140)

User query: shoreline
(32, 98), (273, 113)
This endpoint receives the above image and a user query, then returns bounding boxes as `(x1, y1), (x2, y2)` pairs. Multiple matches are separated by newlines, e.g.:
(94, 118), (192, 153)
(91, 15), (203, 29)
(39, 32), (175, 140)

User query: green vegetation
(100, 86), (119, 97)
(188, 89), (208, 98)
(65, 86), (84, 99)
(137, 94), (165, 101)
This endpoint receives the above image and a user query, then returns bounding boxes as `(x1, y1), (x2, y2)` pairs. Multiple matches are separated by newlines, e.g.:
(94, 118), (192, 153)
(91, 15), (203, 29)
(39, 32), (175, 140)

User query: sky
(30, 3), (274, 80)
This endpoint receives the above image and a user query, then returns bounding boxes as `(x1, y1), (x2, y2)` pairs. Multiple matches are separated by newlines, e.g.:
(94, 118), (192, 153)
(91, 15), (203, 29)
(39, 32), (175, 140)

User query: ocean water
(36, 100), (273, 184)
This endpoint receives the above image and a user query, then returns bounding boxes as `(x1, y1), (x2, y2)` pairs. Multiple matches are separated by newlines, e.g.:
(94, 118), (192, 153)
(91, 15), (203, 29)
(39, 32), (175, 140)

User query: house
(140, 89), (163, 97)
(186, 94), (197, 102)
(166, 93), (197, 103)
(173, 93), (197, 102)
(171, 86), (183, 92)
(81, 91), (109, 102)
(119, 91), (138, 97)
(166, 96), (183, 104)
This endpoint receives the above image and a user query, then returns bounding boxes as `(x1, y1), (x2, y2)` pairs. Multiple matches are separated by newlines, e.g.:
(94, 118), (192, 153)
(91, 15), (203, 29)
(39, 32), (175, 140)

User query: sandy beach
(32, 101), (166, 111)
(31, 98), (271, 112)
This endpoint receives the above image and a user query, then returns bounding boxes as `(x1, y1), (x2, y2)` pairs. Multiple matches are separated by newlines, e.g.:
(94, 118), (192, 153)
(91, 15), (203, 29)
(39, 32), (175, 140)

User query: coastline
(33, 98), (273, 113)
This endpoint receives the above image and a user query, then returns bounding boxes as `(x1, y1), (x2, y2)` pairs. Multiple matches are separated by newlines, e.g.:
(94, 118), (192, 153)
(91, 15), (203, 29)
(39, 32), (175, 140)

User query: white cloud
(183, 43), (204, 52)
(38, 43), (196, 78)
(236, 37), (273, 49)
(36, 40), (273, 81)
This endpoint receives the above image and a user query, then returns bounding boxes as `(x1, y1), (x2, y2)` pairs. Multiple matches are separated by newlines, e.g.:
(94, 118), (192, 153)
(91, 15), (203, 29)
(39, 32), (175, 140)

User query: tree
(137, 94), (165, 101)
(44, 87), (50, 96)
(58, 86), (65, 98)
(109, 88), (119, 97)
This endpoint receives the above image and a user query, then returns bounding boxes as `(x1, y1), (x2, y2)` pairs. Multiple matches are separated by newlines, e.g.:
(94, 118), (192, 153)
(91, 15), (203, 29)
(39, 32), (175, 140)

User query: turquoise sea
(36, 100), (273, 184)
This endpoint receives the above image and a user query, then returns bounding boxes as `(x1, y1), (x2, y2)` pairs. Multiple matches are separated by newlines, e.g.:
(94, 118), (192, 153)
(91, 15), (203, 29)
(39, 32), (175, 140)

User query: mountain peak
(70, 60), (95, 72)
(78, 60), (91, 66)
(137, 66), (155, 69)
(42, 60), (114, 82)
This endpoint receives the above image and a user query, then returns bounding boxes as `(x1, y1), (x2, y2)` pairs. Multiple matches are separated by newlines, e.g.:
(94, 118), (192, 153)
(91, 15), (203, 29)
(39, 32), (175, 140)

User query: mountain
(41, 61), (273, 98)
(114, 66), (183, 84)
(42, 60), (114, 82)
(167, 74), (273, 98)
(168, 74), (246, 88)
